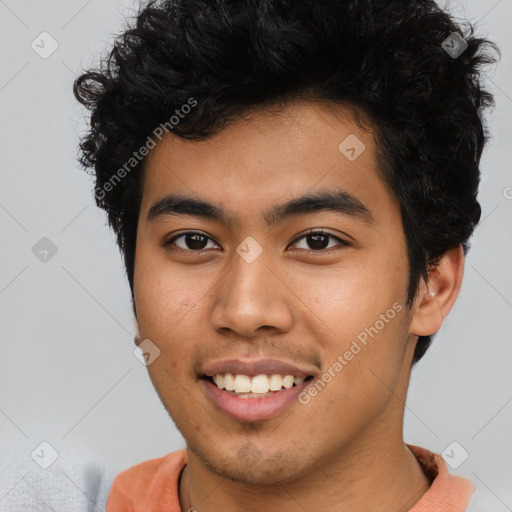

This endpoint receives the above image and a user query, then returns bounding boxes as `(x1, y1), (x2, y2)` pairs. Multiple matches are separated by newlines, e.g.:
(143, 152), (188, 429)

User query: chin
(190, 441), (311, 486)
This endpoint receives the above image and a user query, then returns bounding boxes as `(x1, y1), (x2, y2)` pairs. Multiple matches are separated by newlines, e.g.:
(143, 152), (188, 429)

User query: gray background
(1, 0), (511, 509)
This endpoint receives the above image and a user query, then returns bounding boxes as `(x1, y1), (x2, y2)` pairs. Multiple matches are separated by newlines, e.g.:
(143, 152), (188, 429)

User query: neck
(179, 434), (431, 512)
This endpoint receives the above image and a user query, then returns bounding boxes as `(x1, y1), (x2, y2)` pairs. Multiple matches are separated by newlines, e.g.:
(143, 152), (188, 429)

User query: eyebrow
(146, 189), (374, 227)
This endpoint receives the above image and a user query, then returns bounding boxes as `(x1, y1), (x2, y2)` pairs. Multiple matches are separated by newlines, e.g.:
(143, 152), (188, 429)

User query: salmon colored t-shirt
(106, 444), (476, 512)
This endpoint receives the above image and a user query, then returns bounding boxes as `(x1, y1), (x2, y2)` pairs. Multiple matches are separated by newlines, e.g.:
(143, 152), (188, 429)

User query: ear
(132, 298), (141, 345)
(409, 245), (465, 337)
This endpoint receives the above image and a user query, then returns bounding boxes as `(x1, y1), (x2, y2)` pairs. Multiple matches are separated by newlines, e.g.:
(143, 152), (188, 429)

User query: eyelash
(164, 230), (350, 254)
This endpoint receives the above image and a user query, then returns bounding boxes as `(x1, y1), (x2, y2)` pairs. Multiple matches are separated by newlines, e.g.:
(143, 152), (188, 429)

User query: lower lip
(201, 378), (311, 422)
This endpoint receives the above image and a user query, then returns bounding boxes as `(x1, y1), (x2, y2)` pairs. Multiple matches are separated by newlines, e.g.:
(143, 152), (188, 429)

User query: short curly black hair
(74, 0), (499, 364)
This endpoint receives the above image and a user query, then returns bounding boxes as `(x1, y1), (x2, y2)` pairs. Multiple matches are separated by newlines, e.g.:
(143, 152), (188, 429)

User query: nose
(209, 246), (294, 339)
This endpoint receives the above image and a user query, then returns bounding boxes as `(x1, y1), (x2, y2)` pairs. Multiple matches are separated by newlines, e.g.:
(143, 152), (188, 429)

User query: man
(74, 0), (499, 510)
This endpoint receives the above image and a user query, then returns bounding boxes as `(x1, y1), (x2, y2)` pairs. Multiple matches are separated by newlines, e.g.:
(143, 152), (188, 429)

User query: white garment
(0, 441), (114, 512)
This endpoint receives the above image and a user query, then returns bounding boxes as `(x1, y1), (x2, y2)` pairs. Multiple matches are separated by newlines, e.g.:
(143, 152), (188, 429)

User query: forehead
(140, 100), (397, 228)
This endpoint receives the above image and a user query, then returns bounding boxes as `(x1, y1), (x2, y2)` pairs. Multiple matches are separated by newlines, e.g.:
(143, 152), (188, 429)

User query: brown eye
(289, 231), (349, 252)
(165, 232), (218, 252)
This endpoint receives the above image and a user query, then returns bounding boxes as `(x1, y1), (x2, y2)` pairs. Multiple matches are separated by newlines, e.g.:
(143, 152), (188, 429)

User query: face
(133, 101), (417, 485)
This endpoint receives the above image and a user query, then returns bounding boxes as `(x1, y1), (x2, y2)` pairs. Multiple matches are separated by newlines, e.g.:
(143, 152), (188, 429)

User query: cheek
(310, 255), (406, 331)
(134, 245), (200, 340)
(136, 277), (198, 341)
(306, 247), (409, 376)
(310, 277), (409, 425)
(134, 258), (204, 392)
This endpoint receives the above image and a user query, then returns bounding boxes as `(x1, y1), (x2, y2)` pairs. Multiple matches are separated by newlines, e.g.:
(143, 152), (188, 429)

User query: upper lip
(200, 358), (318, 378)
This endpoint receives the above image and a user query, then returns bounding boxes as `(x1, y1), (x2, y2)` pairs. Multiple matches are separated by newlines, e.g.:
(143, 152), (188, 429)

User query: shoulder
(106, 449), (187, 512)
(407, 444), (476, 511)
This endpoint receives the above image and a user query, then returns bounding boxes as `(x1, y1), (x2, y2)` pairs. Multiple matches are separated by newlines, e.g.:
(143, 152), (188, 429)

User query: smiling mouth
(202, 373), (314, 398)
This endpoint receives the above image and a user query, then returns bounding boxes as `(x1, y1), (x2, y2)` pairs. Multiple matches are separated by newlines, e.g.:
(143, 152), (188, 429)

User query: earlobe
(409, 245), (465, 337)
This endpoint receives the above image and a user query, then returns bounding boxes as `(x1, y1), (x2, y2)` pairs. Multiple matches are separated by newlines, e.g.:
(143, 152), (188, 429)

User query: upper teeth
(212, 374), (305, 393)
